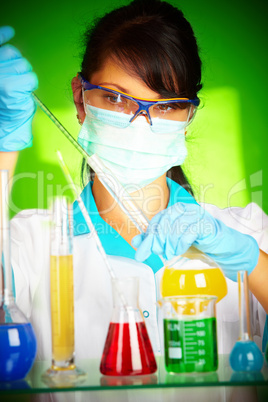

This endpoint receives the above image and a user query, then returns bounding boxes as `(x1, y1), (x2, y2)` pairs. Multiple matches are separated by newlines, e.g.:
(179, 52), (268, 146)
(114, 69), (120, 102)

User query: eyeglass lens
(83, 88), (195, 122)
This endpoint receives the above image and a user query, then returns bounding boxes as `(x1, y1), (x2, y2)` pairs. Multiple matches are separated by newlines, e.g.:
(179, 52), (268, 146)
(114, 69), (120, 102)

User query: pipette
(33, 94), (191, 267)
(33, 93), (149, 234)
(229, 270), (263, 371)
(56, 150), (116, 280)
(56, 150), (131, 310)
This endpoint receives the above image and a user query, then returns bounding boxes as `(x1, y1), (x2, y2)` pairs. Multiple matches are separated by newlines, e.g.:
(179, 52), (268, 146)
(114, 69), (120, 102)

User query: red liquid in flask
(100, 321), (157, 376)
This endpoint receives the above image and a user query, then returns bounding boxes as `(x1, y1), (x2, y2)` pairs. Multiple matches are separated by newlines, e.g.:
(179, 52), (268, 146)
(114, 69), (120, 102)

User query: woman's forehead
(90, 58), (162, 99)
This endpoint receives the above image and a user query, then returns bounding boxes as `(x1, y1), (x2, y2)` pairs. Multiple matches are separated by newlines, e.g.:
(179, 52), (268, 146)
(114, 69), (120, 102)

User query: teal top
(73, 177), (197, 274)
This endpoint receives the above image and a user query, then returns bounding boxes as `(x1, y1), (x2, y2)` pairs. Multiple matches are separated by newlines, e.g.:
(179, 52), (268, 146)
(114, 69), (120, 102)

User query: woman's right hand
(0, 26), (38, 152)
(132, 202), (260, 282)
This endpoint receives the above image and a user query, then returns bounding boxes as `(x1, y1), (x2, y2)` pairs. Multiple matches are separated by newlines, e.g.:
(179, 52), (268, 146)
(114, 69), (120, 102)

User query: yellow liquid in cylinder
(161, 267), (227, 303)
(50, 255), (74, 362)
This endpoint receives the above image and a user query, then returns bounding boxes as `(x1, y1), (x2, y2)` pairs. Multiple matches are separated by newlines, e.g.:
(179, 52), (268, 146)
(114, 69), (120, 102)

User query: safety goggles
(78, 73), (200, 126)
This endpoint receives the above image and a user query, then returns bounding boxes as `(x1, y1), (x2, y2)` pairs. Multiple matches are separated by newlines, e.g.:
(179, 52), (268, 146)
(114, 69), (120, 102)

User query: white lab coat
(10, 201), (268, 363)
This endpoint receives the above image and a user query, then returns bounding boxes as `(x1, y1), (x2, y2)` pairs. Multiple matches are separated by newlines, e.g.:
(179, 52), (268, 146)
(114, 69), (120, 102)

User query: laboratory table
(1, 355), (268, 401)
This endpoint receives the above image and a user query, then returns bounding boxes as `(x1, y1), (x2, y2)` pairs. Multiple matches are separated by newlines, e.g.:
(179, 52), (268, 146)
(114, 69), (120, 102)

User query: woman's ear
(71, 76), (86, 124)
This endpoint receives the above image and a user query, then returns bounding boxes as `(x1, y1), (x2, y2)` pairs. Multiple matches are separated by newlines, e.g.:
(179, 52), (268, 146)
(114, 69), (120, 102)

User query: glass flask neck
(238, 270), (252, 341)
(0, 170), (16, 307)
(1, 289), (15, 305)
(112, 277), (139, 308)
(100, 276), (157, 376)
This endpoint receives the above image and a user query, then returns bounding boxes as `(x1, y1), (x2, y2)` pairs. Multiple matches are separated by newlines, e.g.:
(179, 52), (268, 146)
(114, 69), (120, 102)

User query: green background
(1, 0), (268, 217)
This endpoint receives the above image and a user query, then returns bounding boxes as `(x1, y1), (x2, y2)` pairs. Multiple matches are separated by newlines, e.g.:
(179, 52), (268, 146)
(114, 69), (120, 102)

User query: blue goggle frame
(78, 73), (200, 125)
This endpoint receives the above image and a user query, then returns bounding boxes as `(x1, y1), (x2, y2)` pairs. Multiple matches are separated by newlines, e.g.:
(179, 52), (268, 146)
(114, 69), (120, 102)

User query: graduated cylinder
(50, 197), (74, 369)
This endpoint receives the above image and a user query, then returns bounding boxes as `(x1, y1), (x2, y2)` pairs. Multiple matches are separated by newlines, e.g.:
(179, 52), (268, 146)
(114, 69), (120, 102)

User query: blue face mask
(78, 105), (188, 192)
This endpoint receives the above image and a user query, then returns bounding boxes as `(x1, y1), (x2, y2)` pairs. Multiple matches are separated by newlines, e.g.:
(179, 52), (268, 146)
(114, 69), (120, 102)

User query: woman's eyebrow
(99, 82), (130, 92)
(98, 82), (162, 99)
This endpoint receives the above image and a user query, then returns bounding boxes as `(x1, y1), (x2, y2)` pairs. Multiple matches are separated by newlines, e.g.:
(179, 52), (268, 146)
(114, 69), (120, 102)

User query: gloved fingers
(164, 237), (177, 261)
(142, 205), (200, 260)
(167, 202), (187, 217)
(0, 120), (33, 152)
(172, 203), (207, 225)
(131, 233), (144, 248)
(13, 71), (38, 92)
(151, 234), (165, 256)
(146, 202), (198, 239)
(0, 26), (15, 45)
(132, 212), (163, 248)
(0, 71), (38, 101)
(134, 202), (213, 262)
(146, 210), (165, 231)
(135, 233), (154, 262)
(0, 44), (22, 62)
(0, 27), (37, 152)
(156, 211), (199, 241)
(0, 98), (36, 121)
(0, 57), (33, 75)
(175, 226), (199, 256)
(161, 225), (196, 261)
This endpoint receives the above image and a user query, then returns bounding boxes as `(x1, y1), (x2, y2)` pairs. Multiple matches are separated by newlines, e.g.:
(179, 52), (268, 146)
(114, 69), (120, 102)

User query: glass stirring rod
(33, 93), (149, 234)
(56, 150), (130, 310)
(33, 94), (192, 267)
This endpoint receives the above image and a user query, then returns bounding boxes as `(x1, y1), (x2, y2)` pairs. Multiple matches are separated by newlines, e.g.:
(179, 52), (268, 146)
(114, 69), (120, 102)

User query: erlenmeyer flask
(160, 247), (227, 303)
(100, 277), (157, 376)
(0, 170), (37, 381)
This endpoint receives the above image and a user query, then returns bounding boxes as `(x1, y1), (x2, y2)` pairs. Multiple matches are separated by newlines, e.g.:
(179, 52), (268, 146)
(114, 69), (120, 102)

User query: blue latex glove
(131, 202), (260, 282)
(0, 26), (38, 151)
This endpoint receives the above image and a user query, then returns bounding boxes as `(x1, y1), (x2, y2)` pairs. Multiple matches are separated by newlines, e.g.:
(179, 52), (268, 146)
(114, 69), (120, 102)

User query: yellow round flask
(160, 247), (227, 303)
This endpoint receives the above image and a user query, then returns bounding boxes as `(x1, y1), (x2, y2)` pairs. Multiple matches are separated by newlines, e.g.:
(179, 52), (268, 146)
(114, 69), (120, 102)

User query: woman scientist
(0, 0), (268, 360)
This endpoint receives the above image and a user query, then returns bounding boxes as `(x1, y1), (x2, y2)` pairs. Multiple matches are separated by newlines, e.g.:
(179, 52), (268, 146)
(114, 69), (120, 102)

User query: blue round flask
(0, 169), (37, 382)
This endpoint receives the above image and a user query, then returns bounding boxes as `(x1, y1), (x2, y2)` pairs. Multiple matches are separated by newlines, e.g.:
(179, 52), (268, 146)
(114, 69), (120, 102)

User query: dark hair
(81, 0), (202, 195)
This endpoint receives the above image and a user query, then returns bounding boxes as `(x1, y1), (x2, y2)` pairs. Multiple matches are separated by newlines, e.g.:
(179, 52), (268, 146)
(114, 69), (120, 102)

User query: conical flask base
(100, 318), (157, 376)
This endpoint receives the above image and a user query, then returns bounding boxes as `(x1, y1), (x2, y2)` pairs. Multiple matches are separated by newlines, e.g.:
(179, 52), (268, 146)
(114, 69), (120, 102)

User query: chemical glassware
(160, 248), (227, 303)
(34, 95), (225, 283)
(58, 151), (157, 377)
(229, 270), (263, 371)
(100, 277), (157, 376)
(0, 170), (37, 381)
(159, 296), (218, 373)
(42, 197), (85, 385)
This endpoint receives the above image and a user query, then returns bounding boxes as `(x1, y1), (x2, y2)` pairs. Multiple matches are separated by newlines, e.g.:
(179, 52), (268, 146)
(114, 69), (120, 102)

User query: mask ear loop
(81, 86), (87, 116)
(184, 104), (196, 135)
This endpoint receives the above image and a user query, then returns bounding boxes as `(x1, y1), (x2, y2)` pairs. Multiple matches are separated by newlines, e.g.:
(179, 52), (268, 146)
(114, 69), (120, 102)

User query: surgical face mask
(78, 104), (188, 192)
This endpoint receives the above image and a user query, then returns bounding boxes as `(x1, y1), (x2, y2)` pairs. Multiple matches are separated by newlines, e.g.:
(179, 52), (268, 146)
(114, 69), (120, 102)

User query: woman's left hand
(131, 202), (259, 282)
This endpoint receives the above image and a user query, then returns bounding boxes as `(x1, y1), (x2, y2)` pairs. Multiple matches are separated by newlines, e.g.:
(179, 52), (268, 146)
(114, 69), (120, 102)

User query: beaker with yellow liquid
(160, 247), (227, 303)
(42, 197), (85, 386)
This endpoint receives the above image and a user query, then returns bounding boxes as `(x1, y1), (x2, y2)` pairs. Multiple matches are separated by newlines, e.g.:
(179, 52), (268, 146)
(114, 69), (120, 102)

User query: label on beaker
(163, 317), (218, 373)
